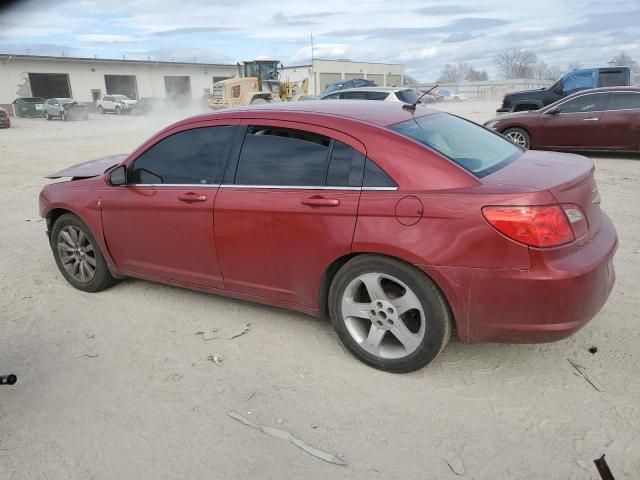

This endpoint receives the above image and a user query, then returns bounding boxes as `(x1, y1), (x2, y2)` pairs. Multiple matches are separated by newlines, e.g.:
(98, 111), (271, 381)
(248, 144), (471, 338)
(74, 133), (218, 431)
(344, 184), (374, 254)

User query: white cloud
(290, 43), (353, 63)
(76, 34), (139, 42)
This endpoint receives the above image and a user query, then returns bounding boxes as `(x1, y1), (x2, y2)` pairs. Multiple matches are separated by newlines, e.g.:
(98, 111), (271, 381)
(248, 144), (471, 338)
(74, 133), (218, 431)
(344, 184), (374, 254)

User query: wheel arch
(500, 125), (533, 147)
(318, 252), (457, 338)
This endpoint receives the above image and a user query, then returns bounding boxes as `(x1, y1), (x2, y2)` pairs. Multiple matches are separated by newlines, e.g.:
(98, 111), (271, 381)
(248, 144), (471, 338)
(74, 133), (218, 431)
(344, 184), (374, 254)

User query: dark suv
(498, 66), (632, 113)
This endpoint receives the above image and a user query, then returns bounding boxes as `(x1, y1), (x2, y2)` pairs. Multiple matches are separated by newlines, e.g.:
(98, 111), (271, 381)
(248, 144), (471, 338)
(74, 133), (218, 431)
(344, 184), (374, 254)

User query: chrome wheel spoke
(389, 322), (421, 353)
(361, 324), (386, 355)
(57, 225), (97, 283)
(61, 231), (75, 247)
(57, 242), (74, 253)
(391, 289), (422, 316)
(85, 255), (97, 267)
(60, 254), (75, 265)
(342, 299), (371, 319)
(360, 273), (386, 301)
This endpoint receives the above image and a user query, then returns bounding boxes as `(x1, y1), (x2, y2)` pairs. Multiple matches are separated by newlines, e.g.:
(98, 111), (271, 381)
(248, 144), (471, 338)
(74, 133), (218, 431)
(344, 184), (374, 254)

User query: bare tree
(609, 51), (636, 69)
(437, 64), (461, 83)
(534, 61), (563, 81)
(495, 49), (538, 79)
(567, 61), (583, 71)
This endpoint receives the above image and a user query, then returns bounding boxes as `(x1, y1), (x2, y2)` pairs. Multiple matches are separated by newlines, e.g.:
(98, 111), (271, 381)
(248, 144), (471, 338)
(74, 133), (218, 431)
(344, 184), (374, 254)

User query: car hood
(46, 154), (127, 179)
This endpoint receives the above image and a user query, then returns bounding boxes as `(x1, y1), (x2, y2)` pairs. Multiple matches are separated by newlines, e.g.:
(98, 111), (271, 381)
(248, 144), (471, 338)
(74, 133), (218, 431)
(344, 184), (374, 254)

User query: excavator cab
(243, 60), (281, 97)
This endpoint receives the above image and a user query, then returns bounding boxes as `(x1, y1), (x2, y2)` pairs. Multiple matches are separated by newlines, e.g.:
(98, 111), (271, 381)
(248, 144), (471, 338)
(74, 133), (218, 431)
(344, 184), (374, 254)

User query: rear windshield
(390, 113), (523, 177)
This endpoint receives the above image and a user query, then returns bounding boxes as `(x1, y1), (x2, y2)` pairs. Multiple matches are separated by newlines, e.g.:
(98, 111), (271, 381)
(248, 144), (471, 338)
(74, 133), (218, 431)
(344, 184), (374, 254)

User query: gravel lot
(1, 101), (639, 479)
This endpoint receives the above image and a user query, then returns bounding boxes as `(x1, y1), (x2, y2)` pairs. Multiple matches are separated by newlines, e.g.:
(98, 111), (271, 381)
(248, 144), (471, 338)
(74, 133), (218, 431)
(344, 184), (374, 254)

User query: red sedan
(485, 86), (640, 151)
(39, 101), (617, 372)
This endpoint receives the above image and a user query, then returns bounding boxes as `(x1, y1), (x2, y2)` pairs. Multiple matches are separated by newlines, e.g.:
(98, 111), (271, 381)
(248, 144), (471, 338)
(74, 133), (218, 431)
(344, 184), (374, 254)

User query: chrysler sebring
(39, 101), (617, 372)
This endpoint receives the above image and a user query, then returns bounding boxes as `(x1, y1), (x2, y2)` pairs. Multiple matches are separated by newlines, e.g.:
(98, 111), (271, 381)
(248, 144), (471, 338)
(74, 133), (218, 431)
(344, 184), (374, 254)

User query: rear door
(599, 91), (640, 150)
(536, 92), (608, 149)
(101, 120), (239, 287)
(214, 121), (366, 308)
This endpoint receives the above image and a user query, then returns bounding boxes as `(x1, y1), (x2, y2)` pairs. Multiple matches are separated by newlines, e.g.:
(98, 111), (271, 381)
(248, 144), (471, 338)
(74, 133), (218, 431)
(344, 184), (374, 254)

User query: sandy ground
(0, 100), (639, 479)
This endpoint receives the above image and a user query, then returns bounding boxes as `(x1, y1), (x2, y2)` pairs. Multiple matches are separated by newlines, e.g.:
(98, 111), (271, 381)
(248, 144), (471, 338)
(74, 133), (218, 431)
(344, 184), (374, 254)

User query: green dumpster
(12, 97), (45, 118)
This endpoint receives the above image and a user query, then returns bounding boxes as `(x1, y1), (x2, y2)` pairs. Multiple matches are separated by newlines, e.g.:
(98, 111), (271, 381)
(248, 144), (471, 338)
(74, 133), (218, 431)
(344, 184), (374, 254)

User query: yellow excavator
(208, 60), (308, 109)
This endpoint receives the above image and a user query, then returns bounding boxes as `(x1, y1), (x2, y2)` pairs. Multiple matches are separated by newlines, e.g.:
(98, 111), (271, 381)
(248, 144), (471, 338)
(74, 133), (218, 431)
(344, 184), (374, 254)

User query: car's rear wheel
(328, 255), (451, 373)
(51, 214), (117, 292)
(503, 127), (531, 149)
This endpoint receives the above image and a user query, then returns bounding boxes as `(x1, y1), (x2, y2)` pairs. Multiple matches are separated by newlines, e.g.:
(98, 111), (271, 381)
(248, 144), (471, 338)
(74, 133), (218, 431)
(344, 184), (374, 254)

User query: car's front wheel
(503, 127), (531, 149)
(50, 214), (118, 292)
(328, 255), (452, 373)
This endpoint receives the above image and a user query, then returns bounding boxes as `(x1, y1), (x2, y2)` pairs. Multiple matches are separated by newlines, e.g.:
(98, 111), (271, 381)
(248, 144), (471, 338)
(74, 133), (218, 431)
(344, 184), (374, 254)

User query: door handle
(583, 117), (599, 121)
(301, 197), (340, 207)
(178, 192), (207, 202)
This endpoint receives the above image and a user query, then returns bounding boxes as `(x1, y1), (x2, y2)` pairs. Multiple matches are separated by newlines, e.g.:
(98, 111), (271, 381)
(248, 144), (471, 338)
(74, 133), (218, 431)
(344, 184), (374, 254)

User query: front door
(536, 92), (608, 149)
(100, 121), (239, 287)
(214, 120), (366, 309)
(599, 91), (640, 150)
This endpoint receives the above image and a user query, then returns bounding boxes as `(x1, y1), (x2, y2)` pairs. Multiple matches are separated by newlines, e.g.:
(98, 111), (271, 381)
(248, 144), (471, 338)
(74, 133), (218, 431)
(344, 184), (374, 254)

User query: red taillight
(482, 205), (575, 248)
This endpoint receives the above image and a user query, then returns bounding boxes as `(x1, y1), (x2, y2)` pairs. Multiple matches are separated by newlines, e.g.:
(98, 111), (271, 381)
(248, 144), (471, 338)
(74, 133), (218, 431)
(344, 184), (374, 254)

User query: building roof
(0, 53), (235, 68)
(283, 58), (404, 69)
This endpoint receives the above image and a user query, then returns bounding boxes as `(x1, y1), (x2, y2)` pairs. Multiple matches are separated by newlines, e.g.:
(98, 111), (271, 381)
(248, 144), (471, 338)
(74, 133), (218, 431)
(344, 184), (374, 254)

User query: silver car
(320, 87), (432, 104)
(44, 98), (89, 121)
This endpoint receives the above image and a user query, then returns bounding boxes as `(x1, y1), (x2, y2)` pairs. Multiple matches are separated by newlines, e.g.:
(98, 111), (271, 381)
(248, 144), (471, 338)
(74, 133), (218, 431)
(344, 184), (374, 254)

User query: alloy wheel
(57, 225), (97, 282)
(505, 130), (528, 147)
(341, 273), (426, 359)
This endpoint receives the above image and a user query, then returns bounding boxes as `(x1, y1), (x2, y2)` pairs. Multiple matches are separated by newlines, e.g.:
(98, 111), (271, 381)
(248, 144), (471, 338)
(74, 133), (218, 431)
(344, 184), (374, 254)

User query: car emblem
(591, 188), (601, 205)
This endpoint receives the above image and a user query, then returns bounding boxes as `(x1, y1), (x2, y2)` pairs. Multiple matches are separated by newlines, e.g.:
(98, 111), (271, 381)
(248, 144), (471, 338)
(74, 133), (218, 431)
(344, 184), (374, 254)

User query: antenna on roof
(402, 84), (438, 112)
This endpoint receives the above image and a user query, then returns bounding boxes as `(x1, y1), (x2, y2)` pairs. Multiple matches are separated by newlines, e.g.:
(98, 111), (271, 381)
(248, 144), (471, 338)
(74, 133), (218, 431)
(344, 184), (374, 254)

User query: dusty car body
(44, 98), (89, 121)
(485, 87), (640, 151)
(39, 101), (617, 372)
(0, 106), (10, 128)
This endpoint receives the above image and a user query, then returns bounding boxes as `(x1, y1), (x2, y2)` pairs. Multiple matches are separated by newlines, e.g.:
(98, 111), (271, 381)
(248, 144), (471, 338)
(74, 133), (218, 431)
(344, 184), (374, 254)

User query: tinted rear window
(607, 92), (640, 110)
(390, 113), (522, 177)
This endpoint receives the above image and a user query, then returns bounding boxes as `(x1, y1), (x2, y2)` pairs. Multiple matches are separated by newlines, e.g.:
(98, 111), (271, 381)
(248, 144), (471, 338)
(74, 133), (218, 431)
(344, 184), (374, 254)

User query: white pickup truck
(96, 94), (137, 114)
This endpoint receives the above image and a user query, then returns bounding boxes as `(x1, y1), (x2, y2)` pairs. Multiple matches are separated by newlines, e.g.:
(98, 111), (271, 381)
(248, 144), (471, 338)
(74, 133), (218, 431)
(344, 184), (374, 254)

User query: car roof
(565, 86), (640, 96)
(191, 100), (438, 128)
(329, 86), (413, 94)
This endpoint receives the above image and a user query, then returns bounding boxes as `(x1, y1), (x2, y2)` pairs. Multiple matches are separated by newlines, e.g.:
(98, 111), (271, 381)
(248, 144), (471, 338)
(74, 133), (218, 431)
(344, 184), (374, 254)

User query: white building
(0, 54), (237, 108)
(281, 59), (405, 96)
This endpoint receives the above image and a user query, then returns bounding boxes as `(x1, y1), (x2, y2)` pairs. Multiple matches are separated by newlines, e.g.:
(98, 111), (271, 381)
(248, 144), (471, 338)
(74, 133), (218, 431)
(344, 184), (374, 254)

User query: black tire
(502, 127), (531, 149)
(50, 213), (118, 292)
(328, 255), (452, 373)
(250, 97), (269, 104)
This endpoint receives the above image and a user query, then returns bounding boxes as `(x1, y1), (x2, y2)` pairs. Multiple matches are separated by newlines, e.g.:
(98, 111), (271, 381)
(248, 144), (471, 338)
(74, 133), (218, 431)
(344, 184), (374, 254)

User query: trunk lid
(484, 150), (602, 239)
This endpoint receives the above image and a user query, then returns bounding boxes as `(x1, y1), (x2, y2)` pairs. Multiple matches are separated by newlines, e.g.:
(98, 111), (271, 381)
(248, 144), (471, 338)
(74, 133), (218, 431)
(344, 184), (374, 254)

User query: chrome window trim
(125, 183), (398, 191)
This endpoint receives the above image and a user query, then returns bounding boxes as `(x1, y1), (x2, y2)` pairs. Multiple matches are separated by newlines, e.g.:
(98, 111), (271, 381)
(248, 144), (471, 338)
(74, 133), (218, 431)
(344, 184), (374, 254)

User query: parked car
(97, 94), (137, 114)
(132, 97), (169, 115)
(438, 88), (466, 102)
(40, 101), (617, 372)
(44, 98), (89, 121)
(484, 87), (640, 151)
(320, 87), (430, 104)
(12, 97), (45, 118)
(498, 66), (631, 113)
(0, 106), (10, 128)
(321, 78), (377, 96)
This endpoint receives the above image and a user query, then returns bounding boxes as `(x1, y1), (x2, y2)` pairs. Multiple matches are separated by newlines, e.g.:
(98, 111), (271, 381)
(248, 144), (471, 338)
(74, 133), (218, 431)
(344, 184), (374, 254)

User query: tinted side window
(363, 158), (396, 187)
(607, 92), (640, 110)
(559, 93), (607, 113)
(598, 70), (626, 87)
(130, 126), (235, 184)
(323, 93), (341, 100)
(367, 91), (389, 101)
(236, 126), (330, 186)
(326, 141), (365, 187)
(342, 91), (368, 100)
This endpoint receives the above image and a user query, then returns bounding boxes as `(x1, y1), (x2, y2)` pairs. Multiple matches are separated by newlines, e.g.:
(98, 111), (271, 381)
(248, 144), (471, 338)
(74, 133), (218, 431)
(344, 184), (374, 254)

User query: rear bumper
(421, 213), (618, 343)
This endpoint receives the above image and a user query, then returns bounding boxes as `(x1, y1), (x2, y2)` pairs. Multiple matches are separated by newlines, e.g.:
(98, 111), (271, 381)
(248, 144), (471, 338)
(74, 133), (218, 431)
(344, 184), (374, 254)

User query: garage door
(28, 73), (71, 98)
(319, 73), (342, 92)
(105, 75), (138, 99)
(366, 74), (384, 86)
(386, 75), (402, 87)
(344, 73), (362, 81)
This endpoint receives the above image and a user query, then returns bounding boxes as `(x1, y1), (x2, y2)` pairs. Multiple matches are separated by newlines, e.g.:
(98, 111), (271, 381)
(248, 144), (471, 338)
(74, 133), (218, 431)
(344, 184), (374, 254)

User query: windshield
(390, 113), (523, 177)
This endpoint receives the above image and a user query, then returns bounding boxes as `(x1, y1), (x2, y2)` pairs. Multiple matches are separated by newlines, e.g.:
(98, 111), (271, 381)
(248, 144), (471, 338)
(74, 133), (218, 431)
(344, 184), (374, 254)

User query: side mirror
(109, 165), (127, 186)
(546, 106), (560, 115)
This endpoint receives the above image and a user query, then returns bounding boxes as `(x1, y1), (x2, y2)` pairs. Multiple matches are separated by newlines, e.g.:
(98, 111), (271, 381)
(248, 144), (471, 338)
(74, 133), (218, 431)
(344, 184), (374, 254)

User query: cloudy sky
(0, 0), (638, 81)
